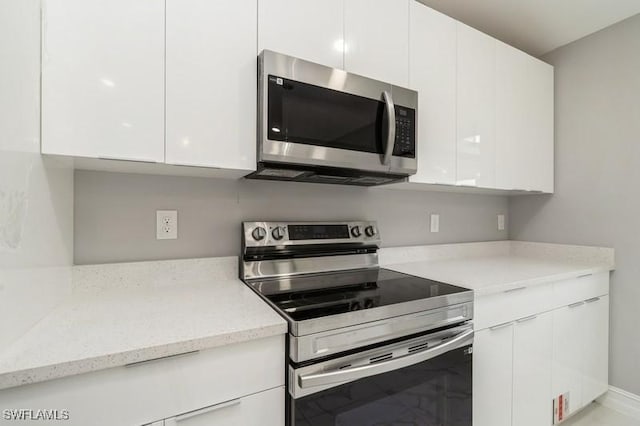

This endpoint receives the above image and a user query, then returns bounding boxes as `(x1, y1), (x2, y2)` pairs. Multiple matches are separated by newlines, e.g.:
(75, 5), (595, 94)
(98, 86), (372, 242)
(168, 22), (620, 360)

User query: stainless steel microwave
(247, 50), (418, 186)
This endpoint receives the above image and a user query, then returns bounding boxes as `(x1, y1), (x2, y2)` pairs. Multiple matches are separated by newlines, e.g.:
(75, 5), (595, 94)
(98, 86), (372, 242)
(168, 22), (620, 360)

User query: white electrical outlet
(430, 214), (440, 233)
(498, 214), (506, 231)
(156, 210), (178, 240)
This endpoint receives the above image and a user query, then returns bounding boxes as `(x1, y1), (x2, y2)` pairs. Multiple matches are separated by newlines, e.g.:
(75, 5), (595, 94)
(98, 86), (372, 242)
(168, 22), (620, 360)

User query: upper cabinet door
(258, 0), (344, 69)
(166, 0), (256, 172)
(496, 41), (554, 192)
(456, 23), (496, 188)
(408, 3), (456, 185)
(344, 0), (409, 87)
(41, 0), (165, 162)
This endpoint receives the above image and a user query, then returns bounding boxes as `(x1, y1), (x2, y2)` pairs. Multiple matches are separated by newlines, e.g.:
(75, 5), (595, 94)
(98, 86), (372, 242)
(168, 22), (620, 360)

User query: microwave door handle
(298, 328), (474, 389)
(382, 90), (396, 166)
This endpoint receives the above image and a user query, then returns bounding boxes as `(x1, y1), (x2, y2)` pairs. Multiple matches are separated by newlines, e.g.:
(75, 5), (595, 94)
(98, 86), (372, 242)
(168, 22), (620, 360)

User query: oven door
(288, 325), (473, 426)
(259, 50), (417, 176)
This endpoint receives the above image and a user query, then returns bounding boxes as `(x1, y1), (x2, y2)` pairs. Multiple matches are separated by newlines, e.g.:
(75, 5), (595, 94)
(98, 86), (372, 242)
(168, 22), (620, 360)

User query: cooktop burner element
(240, 221), (473, 362)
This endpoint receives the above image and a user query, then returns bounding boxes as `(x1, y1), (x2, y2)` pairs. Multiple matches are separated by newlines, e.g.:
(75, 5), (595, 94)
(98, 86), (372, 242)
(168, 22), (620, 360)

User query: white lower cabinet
(552, 303), (586, 415)
(582, 296), (609, 403)
(552, 294), (610, 420)
(473, 312), (552, 426)
(474, 273), (609, 426)
(162, 387), (283, 426)
(474, 323), (513, 426)
(512, 312), (553, 426)
(0, 335), (285, 426)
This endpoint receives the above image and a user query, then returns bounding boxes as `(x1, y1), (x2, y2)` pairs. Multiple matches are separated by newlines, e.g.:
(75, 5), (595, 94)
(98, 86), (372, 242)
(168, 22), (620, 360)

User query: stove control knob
(350, 226), (362, 238)
(272, 226), (286, 241)
(365, 225), (377, 237)
(251, 226), (267, 241)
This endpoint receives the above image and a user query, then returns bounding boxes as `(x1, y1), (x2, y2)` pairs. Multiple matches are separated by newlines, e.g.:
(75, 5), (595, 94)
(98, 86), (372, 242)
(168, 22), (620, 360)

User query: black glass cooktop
(248, 268), (470, 322)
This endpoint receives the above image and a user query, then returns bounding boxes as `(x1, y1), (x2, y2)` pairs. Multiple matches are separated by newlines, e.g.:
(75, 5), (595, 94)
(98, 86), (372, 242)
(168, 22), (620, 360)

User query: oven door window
(290, 346), (472, 426)
(268, 76), (386, 154)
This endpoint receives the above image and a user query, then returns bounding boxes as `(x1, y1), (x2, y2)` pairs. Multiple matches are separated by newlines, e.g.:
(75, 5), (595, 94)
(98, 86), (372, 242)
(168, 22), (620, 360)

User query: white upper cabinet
(496, 41), (554, 192)
(42, 0), (165, 162)
(456, 23), (496, 188)
(166, 0), (256, 172)
(408, 2), (456, 185)
(344, 0), (410, 87)
(258, 0), (344, 69)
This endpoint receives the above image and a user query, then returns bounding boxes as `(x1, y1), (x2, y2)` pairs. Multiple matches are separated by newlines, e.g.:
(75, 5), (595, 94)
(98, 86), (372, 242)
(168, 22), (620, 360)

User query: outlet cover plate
(430, 214), (440, 233)
(498, 214), (506, 231)
(157, 210), (178, 240)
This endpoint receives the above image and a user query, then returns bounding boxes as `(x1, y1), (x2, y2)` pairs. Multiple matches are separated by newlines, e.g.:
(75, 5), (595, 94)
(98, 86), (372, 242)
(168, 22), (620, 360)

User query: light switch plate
(430, 214), (440, 233)
(156, 210), (178, 240)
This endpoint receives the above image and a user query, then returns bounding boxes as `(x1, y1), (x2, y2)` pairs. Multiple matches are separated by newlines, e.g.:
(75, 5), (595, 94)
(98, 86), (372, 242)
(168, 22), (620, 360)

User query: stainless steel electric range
(240, 221), (474, 426)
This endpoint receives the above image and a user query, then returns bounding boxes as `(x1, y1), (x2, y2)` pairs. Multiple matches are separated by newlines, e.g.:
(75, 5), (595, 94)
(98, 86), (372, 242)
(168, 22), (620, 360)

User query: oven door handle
(298, 328), (474, 389)
(382, 90), (396, 166)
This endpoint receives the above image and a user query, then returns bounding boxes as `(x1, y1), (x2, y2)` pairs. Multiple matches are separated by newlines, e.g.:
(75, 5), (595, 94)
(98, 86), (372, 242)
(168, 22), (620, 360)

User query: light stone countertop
(0, 241), (615, 391)
(380, 241), (615, 297)
(0, 257), (287, 390)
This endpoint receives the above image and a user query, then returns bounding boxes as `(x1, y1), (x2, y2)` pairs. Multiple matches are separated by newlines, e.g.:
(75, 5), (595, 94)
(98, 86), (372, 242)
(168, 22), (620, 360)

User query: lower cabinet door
(552, 304), (586, 419)
(164, 387), (283, 426)
(582, 295), (609, 403)
(512, 312), (553, 426)
(473, 324), (514, 426)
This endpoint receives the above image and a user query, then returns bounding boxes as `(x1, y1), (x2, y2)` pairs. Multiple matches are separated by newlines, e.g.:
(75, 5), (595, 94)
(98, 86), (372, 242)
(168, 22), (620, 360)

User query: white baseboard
(598, 386), (640, 420)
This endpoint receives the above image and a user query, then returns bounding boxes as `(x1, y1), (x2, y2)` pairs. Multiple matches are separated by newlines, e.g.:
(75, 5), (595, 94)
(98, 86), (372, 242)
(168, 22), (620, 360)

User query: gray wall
(75, 170), (508, 265)
(510, 14), (640, 395)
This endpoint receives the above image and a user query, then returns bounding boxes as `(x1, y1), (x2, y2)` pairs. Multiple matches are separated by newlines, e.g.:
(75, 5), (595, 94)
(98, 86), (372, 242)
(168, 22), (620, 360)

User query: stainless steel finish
(243, 253), (379, 281)
(516, 315), (538, 323)
(241, 220), (381, 280)
(174, 399), (241, 422)
(569, 301), (585, 308)
(382, 91), (396, 166)
(289, 324), (473, 398)
(504, 286), (527, 293)
(257, 50), (418, 176)
(242, 221), (381, 249)
(585, 297), (601, 303)
(289, 302), (473, 362)
(489, 321), (513, 331)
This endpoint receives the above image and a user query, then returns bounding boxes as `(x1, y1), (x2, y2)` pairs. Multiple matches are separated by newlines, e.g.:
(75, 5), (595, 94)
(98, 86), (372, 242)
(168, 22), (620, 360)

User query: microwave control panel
(393, 106), (416, 158)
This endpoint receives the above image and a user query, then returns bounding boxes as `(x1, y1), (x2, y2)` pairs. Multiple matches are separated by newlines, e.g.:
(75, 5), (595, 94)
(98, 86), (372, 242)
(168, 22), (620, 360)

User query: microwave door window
(268, 76), (385, 155)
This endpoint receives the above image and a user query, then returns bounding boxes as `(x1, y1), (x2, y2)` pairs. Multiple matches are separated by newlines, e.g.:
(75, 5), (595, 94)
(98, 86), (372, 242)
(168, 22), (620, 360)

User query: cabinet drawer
(0, 335), (285, 426)
(552, 272), (609, 309)
(475, 283), (553, 330)
(164, 386), (283, 426)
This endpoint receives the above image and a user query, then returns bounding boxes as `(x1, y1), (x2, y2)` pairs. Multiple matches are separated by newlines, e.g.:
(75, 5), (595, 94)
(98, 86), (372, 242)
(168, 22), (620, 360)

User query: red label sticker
(559, 394), (564, 421)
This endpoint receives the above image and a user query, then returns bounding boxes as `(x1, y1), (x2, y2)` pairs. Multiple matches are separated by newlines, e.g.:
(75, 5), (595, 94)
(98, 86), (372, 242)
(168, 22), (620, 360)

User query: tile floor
(564, 403), (640, 426)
